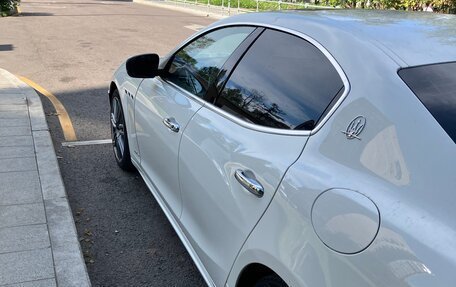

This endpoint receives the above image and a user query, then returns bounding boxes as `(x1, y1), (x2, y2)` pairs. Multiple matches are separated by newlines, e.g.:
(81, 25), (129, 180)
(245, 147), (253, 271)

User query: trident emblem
(341, 116), (366, 140)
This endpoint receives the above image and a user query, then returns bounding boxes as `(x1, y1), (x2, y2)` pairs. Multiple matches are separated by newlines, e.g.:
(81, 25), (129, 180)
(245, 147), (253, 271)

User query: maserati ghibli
(109, 10), (456, 287)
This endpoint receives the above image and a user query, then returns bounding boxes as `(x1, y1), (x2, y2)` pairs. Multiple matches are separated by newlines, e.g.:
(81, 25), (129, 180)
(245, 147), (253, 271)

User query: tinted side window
(399, 62), (456, 143)
(166, 27), (255, 98)
(216, 29), (344, 130)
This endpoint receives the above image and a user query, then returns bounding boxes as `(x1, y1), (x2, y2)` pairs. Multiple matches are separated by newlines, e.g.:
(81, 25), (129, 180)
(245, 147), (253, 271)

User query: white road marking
(184, 24), (205, 31)
(62, 139), (112, 147)
(100, 1), (125, 4)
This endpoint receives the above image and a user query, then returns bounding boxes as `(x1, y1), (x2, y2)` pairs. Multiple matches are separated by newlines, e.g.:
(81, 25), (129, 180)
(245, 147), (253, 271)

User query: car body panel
(135, 77), (203, 216)
(179, 106), (308, 286)
(111, 63), (143, 162)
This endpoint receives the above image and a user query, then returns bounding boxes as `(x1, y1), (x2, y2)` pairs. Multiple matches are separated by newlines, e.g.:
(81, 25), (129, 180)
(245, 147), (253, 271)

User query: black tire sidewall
(111, 90), (134, 171)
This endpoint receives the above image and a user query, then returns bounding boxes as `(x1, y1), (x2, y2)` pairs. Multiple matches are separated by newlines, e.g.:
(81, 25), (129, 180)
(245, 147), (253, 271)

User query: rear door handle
(235, 169), (264, 198)
(163, 117), (180, 133)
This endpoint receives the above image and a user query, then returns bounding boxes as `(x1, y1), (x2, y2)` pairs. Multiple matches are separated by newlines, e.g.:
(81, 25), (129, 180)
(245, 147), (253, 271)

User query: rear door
(179, 29), (346, 285)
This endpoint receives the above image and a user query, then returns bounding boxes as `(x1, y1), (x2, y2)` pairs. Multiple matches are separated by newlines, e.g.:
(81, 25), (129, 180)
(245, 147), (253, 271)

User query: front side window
(166, 26), (255, 98)
(216, 29), (344, 130)
(399, 62), (456, 143)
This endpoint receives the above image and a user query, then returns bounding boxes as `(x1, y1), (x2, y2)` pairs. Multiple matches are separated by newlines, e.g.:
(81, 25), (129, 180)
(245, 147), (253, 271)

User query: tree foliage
(0, 0), (20, 16)
(320, 0), (456, 13)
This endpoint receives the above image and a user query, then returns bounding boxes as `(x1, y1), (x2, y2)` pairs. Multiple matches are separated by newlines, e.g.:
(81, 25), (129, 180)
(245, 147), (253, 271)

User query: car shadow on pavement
(34, 86), (207, 287)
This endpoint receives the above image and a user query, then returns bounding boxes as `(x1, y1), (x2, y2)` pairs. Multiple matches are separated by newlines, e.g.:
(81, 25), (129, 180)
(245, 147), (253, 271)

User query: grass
(173, 0), (327, 11)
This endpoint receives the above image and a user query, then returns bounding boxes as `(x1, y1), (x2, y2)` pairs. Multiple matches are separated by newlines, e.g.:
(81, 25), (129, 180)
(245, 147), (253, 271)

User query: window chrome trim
(162, 22), (351, 136)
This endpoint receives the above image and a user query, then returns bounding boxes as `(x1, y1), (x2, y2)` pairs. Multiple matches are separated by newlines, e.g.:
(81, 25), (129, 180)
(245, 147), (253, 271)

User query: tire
(254, 274), (288, 287)
(110, 89), (134, 171)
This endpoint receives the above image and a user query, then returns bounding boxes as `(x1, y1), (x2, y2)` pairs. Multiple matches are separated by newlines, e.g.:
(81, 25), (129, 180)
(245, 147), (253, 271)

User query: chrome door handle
(235, 169), (264, 198)
(163, 117), (180, 133)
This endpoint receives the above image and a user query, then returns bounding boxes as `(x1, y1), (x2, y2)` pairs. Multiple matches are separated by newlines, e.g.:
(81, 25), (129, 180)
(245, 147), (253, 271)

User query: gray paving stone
(0, 157), (37, 173)
(0, 94), (27, 104)
(0, 171), (41, 205)
(1, 118), (30, 128)
(0, 105), (27, 112)
(45, 198), (91, 287)
(0, 136), (33, 147)
(0, 77), (18, 89)
(33, 131), (65, 200)
(0, 82), (15, 89)
(0, 203), (46, 229)
(0, 146), (35, 159)
(22, 89), (49, 132)
(0, 110), (28, 119)
(2, 278), (57, 287)
(0, 69), (90, 287)
(0, 126), (32, 137)
(53, 243), (91, 287)
(0, 248), (54, 285)
(0, 224), (50, 254)
(44, 198), (76, 248)
(32, 130), (53, 148)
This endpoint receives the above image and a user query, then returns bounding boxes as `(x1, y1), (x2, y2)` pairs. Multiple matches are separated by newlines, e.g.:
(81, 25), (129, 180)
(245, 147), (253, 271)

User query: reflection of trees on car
(197, 66), (220, 89)
(177, 50), (197, 67)
(191, 35), (216, 50)
(221, 85), (316, 130)
(221, 86), (291, 129)
(169, 42), (222, 98)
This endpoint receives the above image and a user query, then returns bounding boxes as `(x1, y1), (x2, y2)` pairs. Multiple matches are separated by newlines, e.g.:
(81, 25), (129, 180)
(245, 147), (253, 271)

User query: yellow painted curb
(18, 76), (77, 141)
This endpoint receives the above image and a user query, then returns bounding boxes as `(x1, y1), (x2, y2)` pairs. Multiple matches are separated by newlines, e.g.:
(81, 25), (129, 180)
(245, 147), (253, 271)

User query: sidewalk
(0, 69), (90, 287)
(134, 0), (242, 19)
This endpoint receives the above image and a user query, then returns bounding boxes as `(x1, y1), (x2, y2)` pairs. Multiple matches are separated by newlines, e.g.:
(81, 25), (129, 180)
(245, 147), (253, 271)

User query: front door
(135, 77), (202, 217)
(135, 26), (257, 217)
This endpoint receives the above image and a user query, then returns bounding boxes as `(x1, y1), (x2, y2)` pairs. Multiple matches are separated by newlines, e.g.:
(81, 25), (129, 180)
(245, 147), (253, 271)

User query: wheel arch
(236, 263), (286, 287)
(109, 81), (118, 101)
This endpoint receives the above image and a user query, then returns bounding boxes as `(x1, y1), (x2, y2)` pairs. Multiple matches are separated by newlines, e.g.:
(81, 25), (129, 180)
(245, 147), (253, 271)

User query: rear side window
(215, 29), (344, 130)
(399, 62), (456, 143)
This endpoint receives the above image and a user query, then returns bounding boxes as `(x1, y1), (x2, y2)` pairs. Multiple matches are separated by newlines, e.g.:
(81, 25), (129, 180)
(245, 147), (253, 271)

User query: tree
(0, 0), (20, 16)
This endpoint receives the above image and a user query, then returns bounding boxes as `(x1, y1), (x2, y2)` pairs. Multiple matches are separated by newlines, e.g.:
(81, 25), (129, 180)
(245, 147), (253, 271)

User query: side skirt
(131, 158), (216, 287)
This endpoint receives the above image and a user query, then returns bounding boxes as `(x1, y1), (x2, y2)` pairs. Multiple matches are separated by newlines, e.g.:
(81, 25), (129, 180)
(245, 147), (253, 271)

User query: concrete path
(0, 68), (90, 287)
(134, 0), (248, 19)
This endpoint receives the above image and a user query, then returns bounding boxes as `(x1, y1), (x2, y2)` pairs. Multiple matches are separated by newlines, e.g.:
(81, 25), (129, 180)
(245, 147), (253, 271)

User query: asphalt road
(0, 1), (214, 285)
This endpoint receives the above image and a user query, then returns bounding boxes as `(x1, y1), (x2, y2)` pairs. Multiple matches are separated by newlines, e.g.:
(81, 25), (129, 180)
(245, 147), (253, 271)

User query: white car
(109, 10), (456, 287)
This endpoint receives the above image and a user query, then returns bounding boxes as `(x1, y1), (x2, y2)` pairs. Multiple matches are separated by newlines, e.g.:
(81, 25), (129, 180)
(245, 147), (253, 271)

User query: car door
(134, 26), (257, 218)
(179, 29), (346, 286)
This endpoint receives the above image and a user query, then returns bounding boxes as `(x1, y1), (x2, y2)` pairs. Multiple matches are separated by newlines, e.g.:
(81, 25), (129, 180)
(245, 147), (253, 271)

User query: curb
(0, 69), (91, 287)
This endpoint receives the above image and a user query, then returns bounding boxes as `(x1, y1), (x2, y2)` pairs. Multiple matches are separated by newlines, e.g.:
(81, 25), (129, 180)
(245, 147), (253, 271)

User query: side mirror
(126, 53), (160, 78)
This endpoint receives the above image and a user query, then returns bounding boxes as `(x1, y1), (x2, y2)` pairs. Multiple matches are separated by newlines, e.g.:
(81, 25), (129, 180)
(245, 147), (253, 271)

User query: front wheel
(110, 90), (134, 171)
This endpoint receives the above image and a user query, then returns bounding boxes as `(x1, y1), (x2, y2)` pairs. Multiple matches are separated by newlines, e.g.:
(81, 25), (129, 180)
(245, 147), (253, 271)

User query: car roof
(215, 10), (456, 67)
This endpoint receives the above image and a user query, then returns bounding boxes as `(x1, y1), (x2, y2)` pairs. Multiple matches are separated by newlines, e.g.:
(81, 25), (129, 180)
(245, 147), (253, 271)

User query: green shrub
(0, 0), (20, 16)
